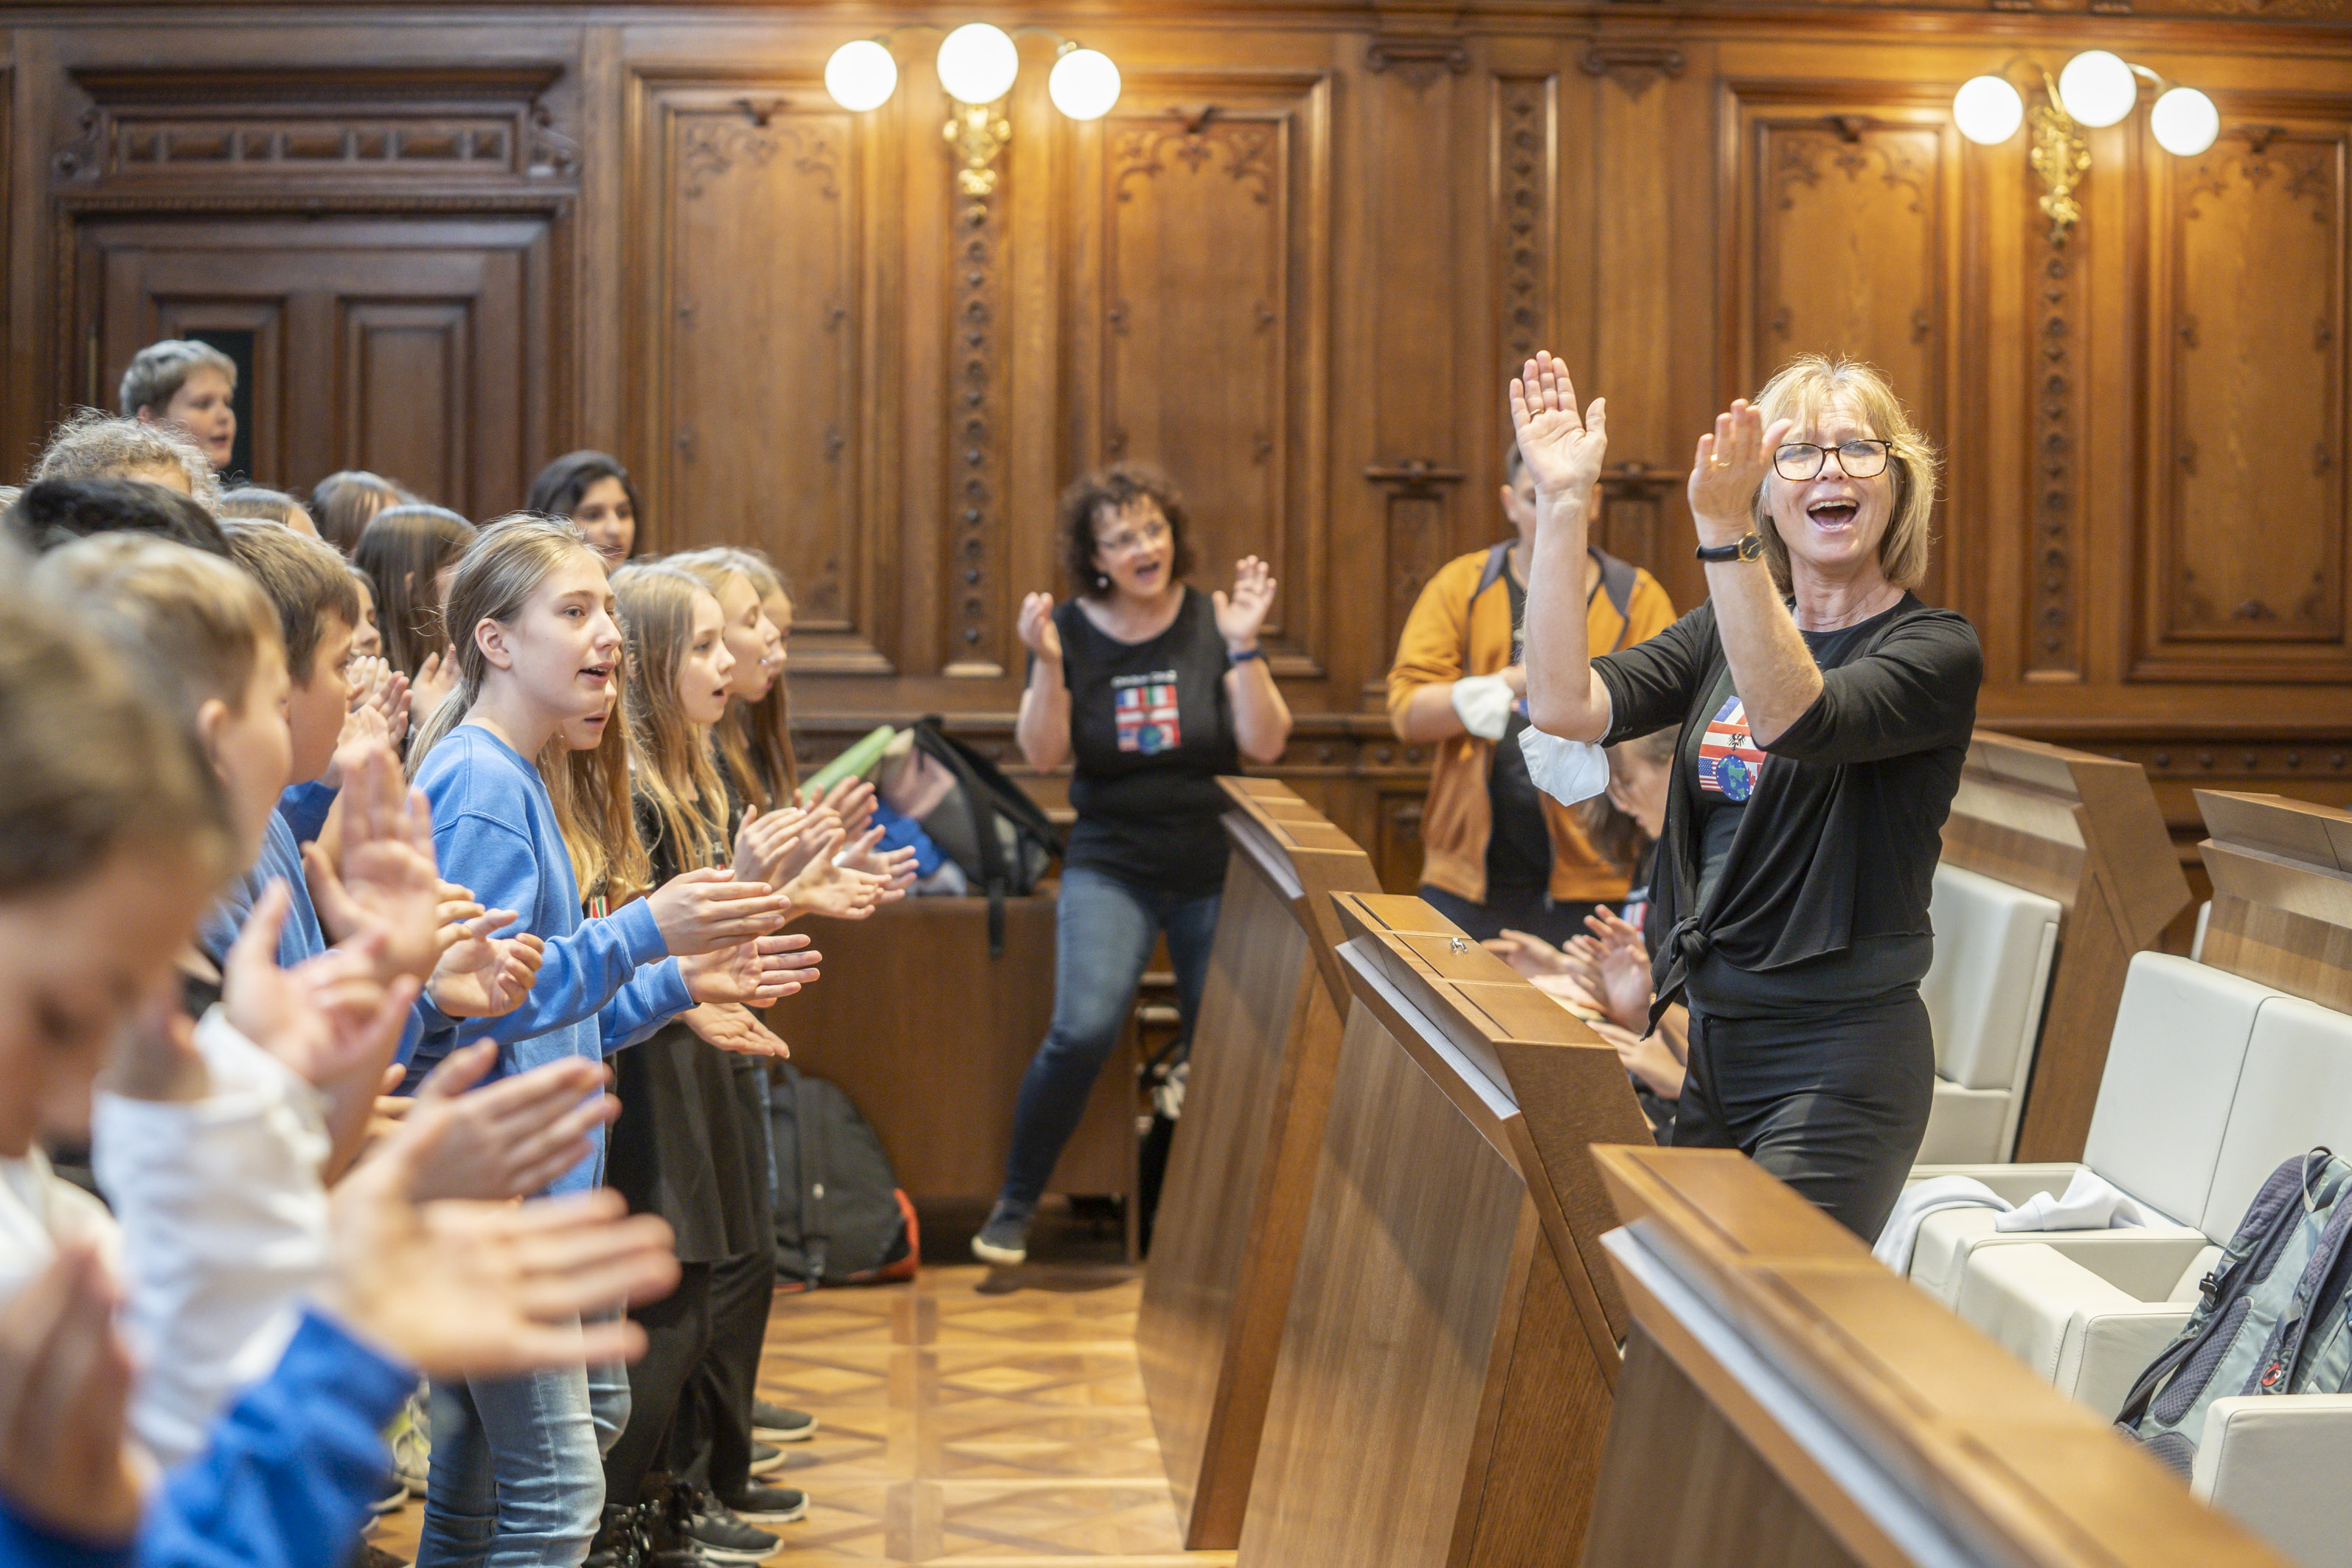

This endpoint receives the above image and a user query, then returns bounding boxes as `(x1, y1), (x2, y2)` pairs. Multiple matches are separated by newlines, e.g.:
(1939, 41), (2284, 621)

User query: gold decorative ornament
(2028, 70), (2091, 248)
(945, 100), (1011, 198)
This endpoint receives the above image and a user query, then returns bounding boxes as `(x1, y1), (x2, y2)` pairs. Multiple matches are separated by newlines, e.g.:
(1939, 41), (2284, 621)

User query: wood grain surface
(771, 896), (1136, 1201)
(1136, 780), (1381, 1548)
(1941, 732), (2191, 1162)
(1589, 1145), (2295, 1568)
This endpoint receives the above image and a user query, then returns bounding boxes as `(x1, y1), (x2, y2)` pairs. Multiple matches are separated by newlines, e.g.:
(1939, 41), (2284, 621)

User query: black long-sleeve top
(1592, 594), (1982, 1023)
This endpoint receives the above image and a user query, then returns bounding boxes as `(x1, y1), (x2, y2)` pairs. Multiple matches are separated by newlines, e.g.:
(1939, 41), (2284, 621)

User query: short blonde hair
(1748, 355), (1938, 595)
(34, 410), (220, 507)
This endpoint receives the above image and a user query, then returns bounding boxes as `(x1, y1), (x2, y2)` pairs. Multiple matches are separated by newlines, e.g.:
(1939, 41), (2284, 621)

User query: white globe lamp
(2058, 50), (2137, 128)
(1048, 48), (1121, 121)
(825, 41), (898, 113)
(2151, 86), (2221, 157)
(937, 23), (1020, 106)
(1952, 75), (2025, 145)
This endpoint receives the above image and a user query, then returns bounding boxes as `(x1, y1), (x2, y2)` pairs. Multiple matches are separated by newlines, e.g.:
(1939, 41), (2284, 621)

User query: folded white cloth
(1992, 1169), (2150, 1235)
(1519, 727), (1609, 806)
(1450, 673), (1518, 741)
(1873, 1176), (2013, 1272)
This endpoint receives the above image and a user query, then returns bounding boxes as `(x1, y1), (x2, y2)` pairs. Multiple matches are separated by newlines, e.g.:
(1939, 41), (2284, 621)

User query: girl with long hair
(354, 504), (476, 738)
(590, 563), (813, 1558)
(403, 516), (811, 1568)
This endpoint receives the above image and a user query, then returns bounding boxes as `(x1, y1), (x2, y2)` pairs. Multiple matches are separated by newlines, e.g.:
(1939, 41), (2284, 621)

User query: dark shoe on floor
(584, 1505), (646, 1568)
(720, 1483), (809, 1523)
(971, 1200), (1031, 1266)
(751, 1400), (816, 1442)
(667, 1483), (778, 1564)
(748, 1440), (788, 1475)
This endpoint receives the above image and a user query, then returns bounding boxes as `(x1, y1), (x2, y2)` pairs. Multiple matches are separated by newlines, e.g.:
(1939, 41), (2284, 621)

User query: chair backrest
(2081, 953), (2284, 1226)
(2196, 996), (2352, 1240)
(1920, 862), (2061, 1097)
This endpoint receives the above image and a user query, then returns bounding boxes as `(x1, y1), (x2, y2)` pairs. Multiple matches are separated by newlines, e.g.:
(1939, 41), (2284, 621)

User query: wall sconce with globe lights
(1954, 52), (2219, 245)
(824, 24), (1122, 199)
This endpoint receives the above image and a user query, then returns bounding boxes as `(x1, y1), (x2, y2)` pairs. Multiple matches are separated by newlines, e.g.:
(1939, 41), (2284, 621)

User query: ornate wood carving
(1365, 37), (1469, 91)
(55, 65), (573, 187)
(635, 82), (884, 672)
(948, 136), (1007, 670)
(1100, 109), (1293, 643)
(1580, 44), (1687, 100)
(2142, 114), (2351, 680)
(1495, 77), (1553, 371)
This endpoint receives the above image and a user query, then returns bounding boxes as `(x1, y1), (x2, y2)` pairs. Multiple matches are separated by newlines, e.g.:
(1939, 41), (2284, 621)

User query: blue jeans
(417, 1342), (622, 1568)
(999, 865), (1221, 1211)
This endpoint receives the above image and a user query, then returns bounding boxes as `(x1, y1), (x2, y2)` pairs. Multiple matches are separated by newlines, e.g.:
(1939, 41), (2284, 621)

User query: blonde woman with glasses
(1512, 351), (1982, 1241)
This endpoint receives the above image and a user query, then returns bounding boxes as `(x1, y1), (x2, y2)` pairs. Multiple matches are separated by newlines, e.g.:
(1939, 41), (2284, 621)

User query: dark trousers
(603, 1262), (713, 1505)
(1671, 992), (1935, 1241)
(999, 865), (1220, 1212)
(1418, 883), (1601, 948)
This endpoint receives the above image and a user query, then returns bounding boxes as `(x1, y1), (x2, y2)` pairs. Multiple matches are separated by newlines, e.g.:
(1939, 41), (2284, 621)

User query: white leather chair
(1904, 951), (2282, 1305)
(1951, 995), (2352, 1567)
(1915, 863), (2061, 1164)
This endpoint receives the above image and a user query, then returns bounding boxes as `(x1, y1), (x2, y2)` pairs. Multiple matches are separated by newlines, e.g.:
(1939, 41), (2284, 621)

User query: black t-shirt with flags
(1052, 586), (1241, 897)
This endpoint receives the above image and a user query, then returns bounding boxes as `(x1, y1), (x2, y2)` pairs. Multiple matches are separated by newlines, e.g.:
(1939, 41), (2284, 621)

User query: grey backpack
(2115, 1148), (2352, 1475)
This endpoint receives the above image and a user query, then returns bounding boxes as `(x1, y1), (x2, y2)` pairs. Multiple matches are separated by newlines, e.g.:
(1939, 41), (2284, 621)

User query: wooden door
(69, 212), (558, 516)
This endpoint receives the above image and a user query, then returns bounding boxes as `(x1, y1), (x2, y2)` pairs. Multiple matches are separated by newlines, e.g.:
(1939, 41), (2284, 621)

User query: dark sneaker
(971, 1200), (1031, 1266)
(584, 1505), (646, 1568)
(667, 1483), (778, 1563)
(720, 1483), (810, 1522)
(752, 1401), (816, 1442)
(748, 1440), (788, 1475)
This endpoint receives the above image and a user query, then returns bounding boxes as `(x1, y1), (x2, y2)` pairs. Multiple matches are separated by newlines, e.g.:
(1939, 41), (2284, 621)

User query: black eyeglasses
(1773, 439), (1893, 482)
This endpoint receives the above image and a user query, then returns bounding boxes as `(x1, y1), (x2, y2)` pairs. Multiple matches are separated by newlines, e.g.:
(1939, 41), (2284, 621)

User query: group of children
(0, 342), (917, 1568)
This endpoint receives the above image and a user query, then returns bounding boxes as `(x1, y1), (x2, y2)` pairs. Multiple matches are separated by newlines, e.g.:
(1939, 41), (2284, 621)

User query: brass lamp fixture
(1954, 52), (2219, 244)
(824, 24), (1123, 198)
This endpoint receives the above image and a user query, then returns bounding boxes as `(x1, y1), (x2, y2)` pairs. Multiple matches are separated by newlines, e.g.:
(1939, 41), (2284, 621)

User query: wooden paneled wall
(8, 1), (2352, 900)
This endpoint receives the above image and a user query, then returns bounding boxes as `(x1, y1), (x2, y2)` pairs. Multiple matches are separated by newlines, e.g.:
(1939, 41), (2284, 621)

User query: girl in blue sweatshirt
(403, 517), (798, 1568)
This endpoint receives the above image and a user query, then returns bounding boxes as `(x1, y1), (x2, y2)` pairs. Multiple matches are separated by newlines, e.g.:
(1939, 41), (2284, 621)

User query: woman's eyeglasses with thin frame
(1772, 439), (1893, 482)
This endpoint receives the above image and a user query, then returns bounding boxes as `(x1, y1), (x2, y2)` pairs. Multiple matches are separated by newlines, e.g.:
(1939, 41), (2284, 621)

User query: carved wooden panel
(1727, 89), (1962, 607)
(2140, 111), (2352, 680)
(1064, 75), (1331, 676)
(631, 80), (890, 672)
(69, 210), (552, 514)
(341, 299), (473, 512)
(55, 66), (577, 186)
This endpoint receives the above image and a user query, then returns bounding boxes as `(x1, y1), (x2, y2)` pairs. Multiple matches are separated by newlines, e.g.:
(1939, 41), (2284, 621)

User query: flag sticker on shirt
(1114, 681), (1182, 755)
(1699, 692), (1765, 802)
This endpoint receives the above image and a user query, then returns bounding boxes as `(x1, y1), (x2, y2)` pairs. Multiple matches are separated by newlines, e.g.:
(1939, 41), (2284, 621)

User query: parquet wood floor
(370, 1263), (1235, 1567)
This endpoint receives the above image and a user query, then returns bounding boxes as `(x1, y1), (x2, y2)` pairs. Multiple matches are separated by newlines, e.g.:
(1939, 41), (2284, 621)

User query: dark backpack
(908, 715), (1062, 957)
(2115, 1148), (2352, 1474)
(766, 1064), (917, 1291)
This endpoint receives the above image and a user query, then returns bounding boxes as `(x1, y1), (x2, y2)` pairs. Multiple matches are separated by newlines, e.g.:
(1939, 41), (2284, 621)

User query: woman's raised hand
(1213, 557), (1277, 651)
(1017, 592), (1063, 662)
(409, 649), (458, 738)
(1508, 352), (1607, 502)
(1687, 398), (1794, 538)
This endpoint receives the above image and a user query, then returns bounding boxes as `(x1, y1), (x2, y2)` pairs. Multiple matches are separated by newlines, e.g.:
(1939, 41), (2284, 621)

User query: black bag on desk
(909, 715), (1061, 957)
(767, 1064), (917, 1291)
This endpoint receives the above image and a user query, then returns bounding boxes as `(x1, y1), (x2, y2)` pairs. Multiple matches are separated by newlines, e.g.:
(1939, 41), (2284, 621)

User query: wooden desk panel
(1137, 778), (1383, 1548)
(1943, 732), (2190, 1162)
(1586, 1146), (2292, 1568)
(1239, 895), (1649, 1568)
(769, 895), (1134, 1200)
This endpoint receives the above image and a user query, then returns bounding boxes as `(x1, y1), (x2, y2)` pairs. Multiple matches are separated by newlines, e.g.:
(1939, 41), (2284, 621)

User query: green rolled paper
(799, 724), (898, 802)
